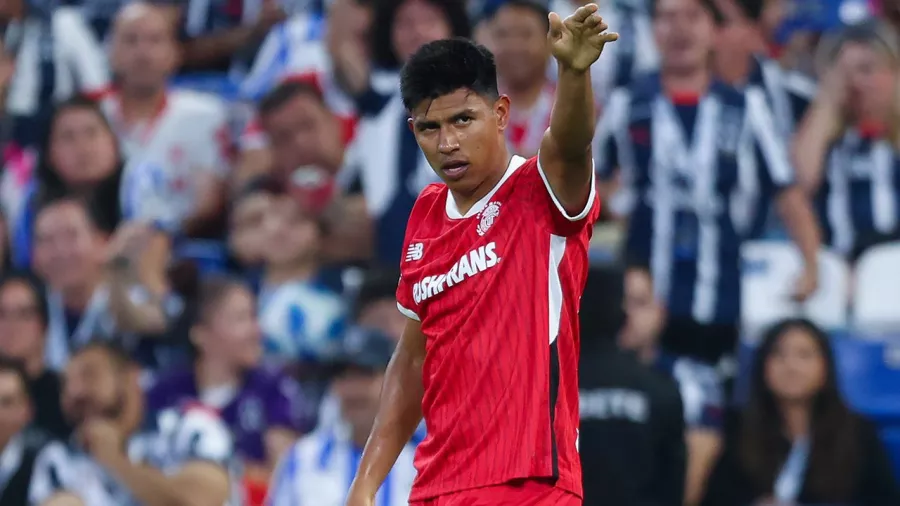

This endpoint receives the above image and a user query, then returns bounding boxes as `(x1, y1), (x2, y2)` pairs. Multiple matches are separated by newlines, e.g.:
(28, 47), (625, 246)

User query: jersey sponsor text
(412, 242), (499, 304)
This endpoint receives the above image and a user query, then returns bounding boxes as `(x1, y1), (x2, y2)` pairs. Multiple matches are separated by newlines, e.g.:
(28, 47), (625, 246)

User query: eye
(454, 115), (473, 125)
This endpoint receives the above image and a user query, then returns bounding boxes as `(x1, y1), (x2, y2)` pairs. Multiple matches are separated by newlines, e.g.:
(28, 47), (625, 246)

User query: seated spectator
(702, 318), (900, 506)
(103, 2), (230, 238)
(354, 268), (405, 342)
(0, 272), (68, 439)
(228, 181), (276, 275)
(148, 276), (314, 481)
(257, 186), (346, 363)
(29, 342), (239, 506)
(0, 0), (109, 149)
(266, 327), (416, 505)
(0, 357), (43, 506)
(793, 21), (900, 259)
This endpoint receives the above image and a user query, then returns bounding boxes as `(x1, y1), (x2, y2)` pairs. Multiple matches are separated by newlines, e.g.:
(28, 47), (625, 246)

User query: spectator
(0, 357), (41, 506)
(148, 276), (313, 481)
(0, 0), (109, 149)
(104, 2), (230, 238)
(702, 318), (900, 506)
(257, 188), (346, 364)
(619, 268), (723, 506)
(0, 272), (68, 439)
(793, 21), (900, 259)
(28, 342), (240, 506)
(594, 0), (820, 370)
(354, 268), (405, 341)
(266, 327), (416, 505)
(337, 0), (470, 266)
(228, 180), (276, 273)
(488, 0), (554, 158)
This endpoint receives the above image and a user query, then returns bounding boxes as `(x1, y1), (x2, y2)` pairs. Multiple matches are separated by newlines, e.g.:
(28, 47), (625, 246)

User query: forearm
(351, 345), (424, 495)
(777, 187), (821, 269)
(107, 264), (168, 334)
(792, 102), (840, 193)
(106, 456), (190, 506)
(549, 65), (595, 160)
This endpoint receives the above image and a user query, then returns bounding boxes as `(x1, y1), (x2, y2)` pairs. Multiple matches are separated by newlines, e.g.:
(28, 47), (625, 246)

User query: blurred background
(0, 0), (898, 505)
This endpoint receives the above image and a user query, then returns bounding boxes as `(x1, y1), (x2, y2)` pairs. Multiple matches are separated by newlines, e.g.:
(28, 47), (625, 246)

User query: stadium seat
(741, 241), (849, 340)
(881, 427), (900, 481)
(853, 242), (900, 332)
(831, 335), (900, 424)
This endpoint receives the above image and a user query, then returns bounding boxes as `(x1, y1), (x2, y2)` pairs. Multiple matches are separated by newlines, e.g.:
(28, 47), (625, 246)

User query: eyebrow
(413, 108), (479, 130)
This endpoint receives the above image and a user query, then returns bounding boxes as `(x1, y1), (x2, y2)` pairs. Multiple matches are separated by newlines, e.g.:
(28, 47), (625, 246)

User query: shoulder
(407, 183), (448, 223)
(782, 71), (817, 100)
(168, 90), (228, 121)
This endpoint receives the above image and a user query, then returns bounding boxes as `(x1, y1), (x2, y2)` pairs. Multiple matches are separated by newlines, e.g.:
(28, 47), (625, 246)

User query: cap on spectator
(815, 19), (900, 74)
(329, 326), (395, 374)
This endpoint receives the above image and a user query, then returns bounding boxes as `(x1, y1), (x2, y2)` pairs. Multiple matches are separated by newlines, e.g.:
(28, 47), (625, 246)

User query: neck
(780, 402), (810, 440)
(24, 351), (44, 378)
(61, 277), (100, 312)
(503, 78), (546, 112)
(637, 344), (658, 365)
(661, 66), (711, 95)
(195, 358), (240, 391)
(451, 148), (512, 215)
(264, 260), (317, 285)
(119, 88), (166, 123)
(717, 54), (755, 86)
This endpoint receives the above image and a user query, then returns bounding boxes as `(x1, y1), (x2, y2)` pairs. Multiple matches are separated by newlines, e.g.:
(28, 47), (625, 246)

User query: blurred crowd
(0, 0), (897, 505)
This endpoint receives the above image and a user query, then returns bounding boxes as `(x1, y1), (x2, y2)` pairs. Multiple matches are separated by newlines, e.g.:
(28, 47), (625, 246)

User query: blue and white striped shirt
(595, 74), (794, 325)
(266, 422), (417, 506)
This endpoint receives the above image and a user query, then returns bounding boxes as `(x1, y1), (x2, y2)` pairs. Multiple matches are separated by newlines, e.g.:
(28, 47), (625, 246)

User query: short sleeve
(746, 86), (794, 191)
(396, 275), (420, 321)
(535, 156), (601, 237)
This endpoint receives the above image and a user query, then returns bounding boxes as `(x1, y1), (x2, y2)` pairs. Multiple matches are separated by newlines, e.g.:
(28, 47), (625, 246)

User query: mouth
(440, 161), (470, 180)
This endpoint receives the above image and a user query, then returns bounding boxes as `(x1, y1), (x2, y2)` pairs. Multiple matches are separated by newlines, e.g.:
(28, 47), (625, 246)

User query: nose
(438, 126), (460, 155)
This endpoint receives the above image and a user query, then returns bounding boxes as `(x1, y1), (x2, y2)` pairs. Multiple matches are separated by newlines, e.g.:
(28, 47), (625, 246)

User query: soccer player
(345, 4), (617, 506)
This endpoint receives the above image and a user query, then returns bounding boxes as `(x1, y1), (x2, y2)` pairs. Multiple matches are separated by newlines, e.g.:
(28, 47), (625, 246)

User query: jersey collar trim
(445, 155), (527, 220)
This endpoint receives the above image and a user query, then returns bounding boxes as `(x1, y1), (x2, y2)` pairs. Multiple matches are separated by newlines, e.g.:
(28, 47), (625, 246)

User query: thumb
(548, 12), (563, 38)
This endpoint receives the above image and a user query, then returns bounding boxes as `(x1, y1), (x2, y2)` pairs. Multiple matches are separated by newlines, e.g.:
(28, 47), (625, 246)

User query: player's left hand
(80, 418), (127, 469)
(548, 3), (618, 72)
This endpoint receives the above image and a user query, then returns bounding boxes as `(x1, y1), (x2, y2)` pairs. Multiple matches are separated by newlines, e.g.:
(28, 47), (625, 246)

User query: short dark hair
(400, 38), (500, 111)
(0, 270), (49, 329)
(487, 0), (550, 30)
(354, 268), (401, 319)
(0, 355), (30, 396)
(258, 79), (326, 118)
(649, 0), (724, 23)
(371, 0), (472, 69)
(193, 275), (248, 325)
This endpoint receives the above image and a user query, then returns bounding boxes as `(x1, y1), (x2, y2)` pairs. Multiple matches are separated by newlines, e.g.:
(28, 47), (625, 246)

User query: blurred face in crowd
(491, 4), (551, 92)
(840, 42), (899, 122)
(111, 4), (179, 95)
(229, 191), (274, 267)
(392, 0), (452, 64)
(333, 366), (384, 433)
(358, 299), (407, 342)
(49, 107), (119, 188)
(261, 91), (343, 175)
(194, 286), (262, 371)
(618, 270), (664, 353)
(654, 0), (717, 73)
(764, 326), (827, 404)
(0, 370), (31, 445)
(62, 348), (129, 427)
(0, 281), (45, 371)
(33, 202), (106, 292)
(261, 196), (321, 267)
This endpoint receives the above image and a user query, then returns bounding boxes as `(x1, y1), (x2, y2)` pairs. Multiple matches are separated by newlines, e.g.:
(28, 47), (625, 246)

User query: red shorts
(409, 479), (582, 506)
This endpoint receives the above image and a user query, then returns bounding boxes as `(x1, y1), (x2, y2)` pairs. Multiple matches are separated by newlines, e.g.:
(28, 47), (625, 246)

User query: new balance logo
(406, 243), (424, 262)
(412, 242), (500, 304)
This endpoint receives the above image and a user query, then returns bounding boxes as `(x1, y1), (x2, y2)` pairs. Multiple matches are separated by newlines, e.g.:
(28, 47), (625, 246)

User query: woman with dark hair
(701, 318), (899, 506)
(147, 276), (314, 483)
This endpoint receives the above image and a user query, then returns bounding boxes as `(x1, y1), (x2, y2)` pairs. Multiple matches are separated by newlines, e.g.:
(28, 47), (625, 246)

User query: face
(229, 192), (274, 266)
(491, 5), (550, 89)
(358, 299), (407, 342)
(392, 0), (452, 64)
(111, 6), (178, 94)
(260, 196), (320, 266)
(618, 270), (664, 351)
(326, 0), (373, 56)
(261, 93), (342, 175)
(62, 348), (126, 427)
(33, 203), (105, 291)
(410, 89), (510, 195)
(0, 281), (45, 366)
(333, 368), (384, 432)
(196, 287), (262, 370)
(654, 0), (717, 72)
(764, 327), (828, 404)
(841, 42), (898, 121)
(0, 371), (30, 443)
(49, 108), (119, 187)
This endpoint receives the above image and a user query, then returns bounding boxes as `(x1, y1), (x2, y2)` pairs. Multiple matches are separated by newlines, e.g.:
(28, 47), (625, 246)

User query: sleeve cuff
(397, 302), (420, 321)
(536, 153), (598, 222)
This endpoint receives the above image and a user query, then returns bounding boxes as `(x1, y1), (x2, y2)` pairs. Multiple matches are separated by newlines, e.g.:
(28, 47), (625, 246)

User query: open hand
(548, 3), (618, 72)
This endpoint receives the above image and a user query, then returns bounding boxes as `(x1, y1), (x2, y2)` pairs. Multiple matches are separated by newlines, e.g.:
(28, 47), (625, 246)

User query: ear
(493, 95), (511, 131)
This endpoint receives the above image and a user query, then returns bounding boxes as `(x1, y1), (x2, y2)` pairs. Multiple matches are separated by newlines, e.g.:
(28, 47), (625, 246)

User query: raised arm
(346, 318), (426, 506)
(539, 4), (618, 214)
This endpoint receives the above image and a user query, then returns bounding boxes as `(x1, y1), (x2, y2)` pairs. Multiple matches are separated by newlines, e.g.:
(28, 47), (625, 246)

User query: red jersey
(396, 155), (600, 500)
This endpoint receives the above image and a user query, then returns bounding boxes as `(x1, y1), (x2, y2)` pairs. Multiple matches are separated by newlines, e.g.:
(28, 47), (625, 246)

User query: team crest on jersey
(476, 202), (501, 236)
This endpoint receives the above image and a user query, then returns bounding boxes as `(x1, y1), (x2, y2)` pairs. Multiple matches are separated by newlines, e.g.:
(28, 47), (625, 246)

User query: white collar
(445, 155), (526, 220)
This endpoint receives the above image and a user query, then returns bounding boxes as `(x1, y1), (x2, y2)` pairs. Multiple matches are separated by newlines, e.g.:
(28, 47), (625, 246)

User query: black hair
(370, 0), (471, 70)
(71, 340), (135, 370)
(400, 37), (500, 111)
(36, 94), (123, 235)
(0, 354), (30, 395)
(0, 270), (49, 328)
(33, 195), (106, 235)
(354, 268), (401, 320)
(739, 318), (860, 502)
(649, 0), (724, 23)
(487, 0), (550, 30)
(732, 0), (764, 22)
(258, 79), (327, 118)
(190, 275), (249, 326)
